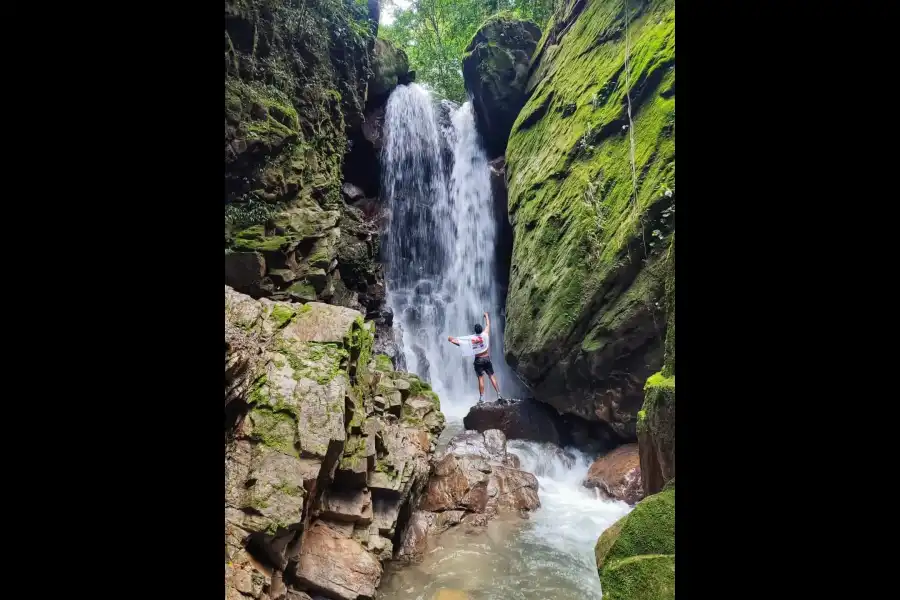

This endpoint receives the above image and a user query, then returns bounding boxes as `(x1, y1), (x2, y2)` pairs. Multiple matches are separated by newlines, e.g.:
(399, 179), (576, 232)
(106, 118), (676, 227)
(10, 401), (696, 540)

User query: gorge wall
(499, 0), (675, 441)
(461, 3), (677, 596)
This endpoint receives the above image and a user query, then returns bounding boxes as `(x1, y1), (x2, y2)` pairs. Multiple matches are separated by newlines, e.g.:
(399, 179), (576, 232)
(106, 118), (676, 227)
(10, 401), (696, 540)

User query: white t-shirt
(457, 333), (489, 357)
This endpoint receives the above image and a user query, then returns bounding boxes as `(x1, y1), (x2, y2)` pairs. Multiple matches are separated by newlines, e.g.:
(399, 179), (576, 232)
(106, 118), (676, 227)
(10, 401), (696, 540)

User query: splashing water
(382, 84), (523, 419)
(377, 440), (632, 599)
(378, 84), (631, 600)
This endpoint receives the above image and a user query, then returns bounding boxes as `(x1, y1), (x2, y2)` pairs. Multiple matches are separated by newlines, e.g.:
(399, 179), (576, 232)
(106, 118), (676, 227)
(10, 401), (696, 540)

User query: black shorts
(473, 356), (494, 376)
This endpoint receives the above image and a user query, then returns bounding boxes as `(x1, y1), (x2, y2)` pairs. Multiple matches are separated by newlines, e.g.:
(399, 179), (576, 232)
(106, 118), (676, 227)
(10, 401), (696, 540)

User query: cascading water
(382, 84), (522, 418)
(378, 84), (630, 599)
(377, 443), (632, 599)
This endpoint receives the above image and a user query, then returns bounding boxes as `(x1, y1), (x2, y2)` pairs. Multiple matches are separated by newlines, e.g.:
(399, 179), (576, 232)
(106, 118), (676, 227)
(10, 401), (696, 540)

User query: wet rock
(583, 443), (643, 505)
(463, 398), (563, 445)
(396, 429), (539, 562)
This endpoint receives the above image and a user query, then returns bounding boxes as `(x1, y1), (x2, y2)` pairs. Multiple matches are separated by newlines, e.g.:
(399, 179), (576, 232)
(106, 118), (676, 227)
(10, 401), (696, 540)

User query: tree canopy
(380, 0), (560, 102)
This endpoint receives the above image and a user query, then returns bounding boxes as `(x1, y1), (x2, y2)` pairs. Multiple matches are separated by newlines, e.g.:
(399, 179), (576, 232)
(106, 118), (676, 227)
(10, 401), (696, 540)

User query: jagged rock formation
(461, 16), (542, 158)
(501, 0), (675, 441)
(396, 429), (540, 563)
(594, 482), (675, 600)
(582, 443), (643, 505)
(225, 286), (445, 600)
(224, 1), (410, 358)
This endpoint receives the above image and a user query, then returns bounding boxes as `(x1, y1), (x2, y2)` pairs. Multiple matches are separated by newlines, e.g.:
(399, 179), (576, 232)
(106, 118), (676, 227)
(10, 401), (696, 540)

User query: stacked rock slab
(225, 286), (445, 600)
(396, 429), (540, 562)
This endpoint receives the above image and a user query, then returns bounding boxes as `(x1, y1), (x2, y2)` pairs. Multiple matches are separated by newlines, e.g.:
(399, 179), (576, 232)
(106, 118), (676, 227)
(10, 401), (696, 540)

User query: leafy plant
(380, 0), (563, 102)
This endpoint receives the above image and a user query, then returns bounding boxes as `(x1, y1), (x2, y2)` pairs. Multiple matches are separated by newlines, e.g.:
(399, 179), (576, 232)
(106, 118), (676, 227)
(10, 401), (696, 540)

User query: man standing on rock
(448, 312), (503, 404)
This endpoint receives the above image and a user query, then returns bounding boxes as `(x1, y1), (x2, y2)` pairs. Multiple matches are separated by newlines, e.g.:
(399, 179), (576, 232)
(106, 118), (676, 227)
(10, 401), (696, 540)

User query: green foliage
(380, 0), (561, 102)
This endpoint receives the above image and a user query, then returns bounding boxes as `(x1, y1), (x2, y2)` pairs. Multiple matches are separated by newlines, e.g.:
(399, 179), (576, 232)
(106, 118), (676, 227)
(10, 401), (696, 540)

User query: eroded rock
(583, 443), (643, 505)
(225, 287), (445, 599)
(396, 429), (538, 563)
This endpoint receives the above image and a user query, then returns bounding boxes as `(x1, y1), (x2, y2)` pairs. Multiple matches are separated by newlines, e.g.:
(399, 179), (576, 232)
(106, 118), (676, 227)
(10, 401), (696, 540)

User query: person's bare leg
(489, 374), (501, 396)
(478, 375), (485, 399)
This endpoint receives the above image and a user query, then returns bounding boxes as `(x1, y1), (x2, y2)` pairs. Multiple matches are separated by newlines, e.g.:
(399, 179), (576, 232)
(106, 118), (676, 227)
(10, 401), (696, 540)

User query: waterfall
(381, 84), (523, 418)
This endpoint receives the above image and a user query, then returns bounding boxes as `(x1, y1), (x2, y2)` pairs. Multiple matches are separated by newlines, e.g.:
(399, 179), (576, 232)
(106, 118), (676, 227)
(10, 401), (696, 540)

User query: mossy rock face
(461, 16), (541, 158)
(595, 486), (675, 600)
(638, 371), (675, 495)
(369, 38), (412, 101)
(224, 0), (376, 241)
(504, 0), (675, 438)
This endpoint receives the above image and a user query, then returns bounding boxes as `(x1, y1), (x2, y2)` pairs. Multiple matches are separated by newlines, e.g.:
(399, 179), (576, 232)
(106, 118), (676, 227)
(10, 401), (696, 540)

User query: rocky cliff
(224, 0), (407, 364)
(225, 286), (445, 600)
(501, 0), (675, 440)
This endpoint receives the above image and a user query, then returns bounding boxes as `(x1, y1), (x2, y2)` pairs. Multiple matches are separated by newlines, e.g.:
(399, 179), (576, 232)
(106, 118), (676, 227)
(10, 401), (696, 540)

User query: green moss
(662, 235), (675, 377)
(375, 458), (398, 478)
(407, 376), (432, 397)
(595, 487), (675, 570)
(233, 225), (288, 252)
(645, 371), (675, 390)
(601, 554), (674, 600)
(374, 354), (394, 372)
(248, 406), (298, 457)
(505, 0), (675, 361)
(421, 390), (441, 410)
(273, 481), (304, 498)
(277, 339), (347, 385)
(269, 304), (296, 329)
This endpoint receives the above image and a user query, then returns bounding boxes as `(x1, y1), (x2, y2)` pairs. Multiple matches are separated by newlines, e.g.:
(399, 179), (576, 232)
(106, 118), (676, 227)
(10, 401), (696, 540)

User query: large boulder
(368, 38), (413, 103)
(462, 16), (541, 158)
(583, 443), (643, 505)
(595, 485), (675, 600)
(396, 430), (539, 562)
(463, 398), (563, 444)
(224, 287), (445, 600)
(637, 372), (675, 496)
(504, 0), (675, 440)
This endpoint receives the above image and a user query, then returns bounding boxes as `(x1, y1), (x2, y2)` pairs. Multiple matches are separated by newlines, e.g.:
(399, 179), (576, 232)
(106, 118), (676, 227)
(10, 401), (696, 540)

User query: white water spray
(382, 84), (522, 419)
(378, 84), (629, 599)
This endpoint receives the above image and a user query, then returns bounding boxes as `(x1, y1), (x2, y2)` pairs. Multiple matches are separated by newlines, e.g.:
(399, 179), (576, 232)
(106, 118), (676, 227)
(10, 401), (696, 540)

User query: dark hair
(473, 324), (483, 334)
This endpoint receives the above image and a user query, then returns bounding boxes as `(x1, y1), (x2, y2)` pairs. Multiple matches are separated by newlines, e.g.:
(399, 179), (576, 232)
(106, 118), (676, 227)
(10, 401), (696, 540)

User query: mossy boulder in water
(504, 0), (675, 439)
(595, 485), (675, 600)
(462, 15), (541, 158)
